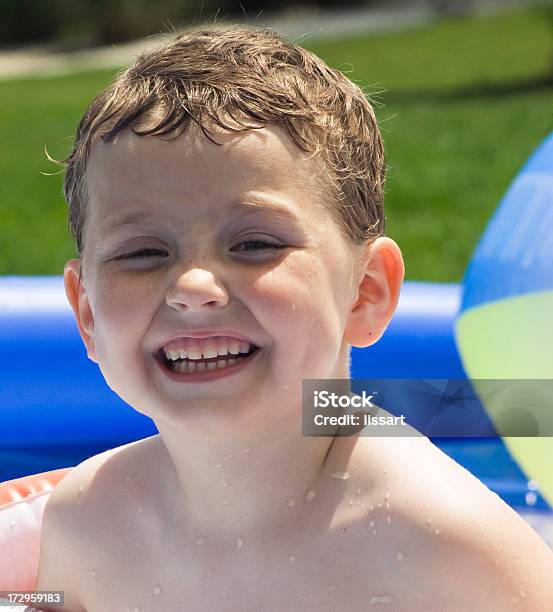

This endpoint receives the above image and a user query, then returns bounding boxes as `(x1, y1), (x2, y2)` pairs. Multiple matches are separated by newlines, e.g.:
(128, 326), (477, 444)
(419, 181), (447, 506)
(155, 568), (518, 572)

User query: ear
(64, 259), (97, 363)
(344, 237), (404, 348)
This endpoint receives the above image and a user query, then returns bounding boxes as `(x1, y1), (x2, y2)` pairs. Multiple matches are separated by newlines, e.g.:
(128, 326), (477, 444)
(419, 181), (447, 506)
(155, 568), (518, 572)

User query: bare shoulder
(35, 436), (163, 610)
(350, 435), (553, 611)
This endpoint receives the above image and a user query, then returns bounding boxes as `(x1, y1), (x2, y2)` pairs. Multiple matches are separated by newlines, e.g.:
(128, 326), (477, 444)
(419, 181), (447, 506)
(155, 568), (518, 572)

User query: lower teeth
(170, 356), (244, 374)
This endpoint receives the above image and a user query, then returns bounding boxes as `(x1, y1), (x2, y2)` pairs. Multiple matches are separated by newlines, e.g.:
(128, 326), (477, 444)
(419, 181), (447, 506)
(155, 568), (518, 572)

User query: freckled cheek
(248, 264), (338, 346)
(91, 279), (157, 358)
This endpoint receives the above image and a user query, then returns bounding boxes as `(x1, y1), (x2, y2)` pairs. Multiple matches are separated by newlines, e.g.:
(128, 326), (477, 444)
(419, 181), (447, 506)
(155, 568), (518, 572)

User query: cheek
(91, 276), (155, 358)
(91, 281), (154, 410)
(247, 254), (350, 369)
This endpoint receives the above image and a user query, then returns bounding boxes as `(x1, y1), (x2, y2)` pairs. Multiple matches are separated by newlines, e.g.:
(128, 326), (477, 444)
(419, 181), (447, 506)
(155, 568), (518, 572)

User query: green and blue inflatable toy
(455, 132), (553, 507)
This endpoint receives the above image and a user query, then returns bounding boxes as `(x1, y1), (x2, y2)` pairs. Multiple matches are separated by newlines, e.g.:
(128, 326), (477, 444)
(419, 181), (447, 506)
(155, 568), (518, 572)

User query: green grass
(1, 6), (553, 280)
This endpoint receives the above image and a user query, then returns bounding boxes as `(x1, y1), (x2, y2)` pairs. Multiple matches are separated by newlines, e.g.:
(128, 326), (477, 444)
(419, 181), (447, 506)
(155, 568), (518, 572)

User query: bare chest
(76, 515), (420, 612)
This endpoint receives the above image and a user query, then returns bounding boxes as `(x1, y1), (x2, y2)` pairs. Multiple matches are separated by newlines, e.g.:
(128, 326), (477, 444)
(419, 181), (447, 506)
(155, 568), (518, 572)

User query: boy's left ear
(344, 237), (404, 348)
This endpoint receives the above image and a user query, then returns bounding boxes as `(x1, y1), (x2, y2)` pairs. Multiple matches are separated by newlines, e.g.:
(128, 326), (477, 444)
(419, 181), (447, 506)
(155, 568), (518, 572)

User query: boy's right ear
(63, 259), (97, 363)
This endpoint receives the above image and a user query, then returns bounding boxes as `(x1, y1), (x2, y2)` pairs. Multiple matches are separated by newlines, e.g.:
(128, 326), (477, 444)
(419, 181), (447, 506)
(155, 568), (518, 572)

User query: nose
(165, 268), (230, 311)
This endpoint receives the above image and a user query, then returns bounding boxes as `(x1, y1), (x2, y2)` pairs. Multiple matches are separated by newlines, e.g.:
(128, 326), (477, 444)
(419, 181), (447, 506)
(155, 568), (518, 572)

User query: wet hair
(52, 24), (386, 258)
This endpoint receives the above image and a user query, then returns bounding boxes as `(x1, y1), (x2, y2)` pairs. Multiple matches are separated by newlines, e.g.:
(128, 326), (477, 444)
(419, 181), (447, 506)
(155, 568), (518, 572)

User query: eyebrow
(229, 197), (302, 224)
(103, 195), (302, 232)
(102, 212), (155, 230)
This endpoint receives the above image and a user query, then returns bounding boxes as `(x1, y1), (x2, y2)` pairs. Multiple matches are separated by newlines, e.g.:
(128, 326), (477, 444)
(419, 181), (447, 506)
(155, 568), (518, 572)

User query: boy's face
(65, 120), (399, 433)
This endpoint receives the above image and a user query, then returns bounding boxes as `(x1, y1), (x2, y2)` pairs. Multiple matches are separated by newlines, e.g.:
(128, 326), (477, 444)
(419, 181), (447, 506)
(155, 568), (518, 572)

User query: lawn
(1, 6), (552, 280)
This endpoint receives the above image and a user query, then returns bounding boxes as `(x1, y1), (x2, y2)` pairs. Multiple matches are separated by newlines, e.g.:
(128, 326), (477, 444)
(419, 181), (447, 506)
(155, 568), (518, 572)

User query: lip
(154, 330), (258, 354)
(153, 345), (261, 383)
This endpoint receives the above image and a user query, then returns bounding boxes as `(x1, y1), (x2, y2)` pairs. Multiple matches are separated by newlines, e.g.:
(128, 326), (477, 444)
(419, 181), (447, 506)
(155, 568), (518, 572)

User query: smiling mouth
(158, 345), (259, 374)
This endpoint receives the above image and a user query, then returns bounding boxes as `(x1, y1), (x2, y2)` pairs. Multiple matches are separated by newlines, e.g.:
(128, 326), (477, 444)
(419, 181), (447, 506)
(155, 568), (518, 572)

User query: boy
(36, 25), (553, 611)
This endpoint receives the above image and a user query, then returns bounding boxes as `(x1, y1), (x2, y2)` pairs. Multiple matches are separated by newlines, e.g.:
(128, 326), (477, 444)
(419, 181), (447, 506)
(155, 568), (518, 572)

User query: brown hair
(54, 24), (386, 257)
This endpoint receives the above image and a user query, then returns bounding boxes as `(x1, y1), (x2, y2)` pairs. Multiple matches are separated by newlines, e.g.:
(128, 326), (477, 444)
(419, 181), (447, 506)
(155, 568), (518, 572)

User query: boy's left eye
(232, 240), (286, 252)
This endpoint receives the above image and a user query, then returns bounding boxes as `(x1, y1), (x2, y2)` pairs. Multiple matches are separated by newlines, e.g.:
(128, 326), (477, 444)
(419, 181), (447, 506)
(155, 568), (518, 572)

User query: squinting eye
(233, 240), (286, 252)
(115, 248), (168, 260)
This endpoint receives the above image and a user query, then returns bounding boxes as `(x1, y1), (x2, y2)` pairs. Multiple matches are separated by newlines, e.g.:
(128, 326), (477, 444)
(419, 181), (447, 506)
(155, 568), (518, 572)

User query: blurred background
(1, 0), (552, 279)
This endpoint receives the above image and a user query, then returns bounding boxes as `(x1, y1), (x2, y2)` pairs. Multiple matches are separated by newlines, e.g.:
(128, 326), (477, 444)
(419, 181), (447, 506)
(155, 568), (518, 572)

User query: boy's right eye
(115, 248), (168, 260)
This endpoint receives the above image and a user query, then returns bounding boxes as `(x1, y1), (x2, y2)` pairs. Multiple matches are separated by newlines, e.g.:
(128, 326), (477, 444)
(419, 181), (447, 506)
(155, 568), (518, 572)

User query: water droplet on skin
(387, 516), (392, 524)
(369, 595), (392, 604)
(356, 488), (361, 495)
(135, 541), (141, 547)
(397, 552), (404, 561)
(306, 490), (316, 502)
(224, 454), (233, 461)
(131, 606), (141, 612)
(91, 570), (97, 577)
(372, 528), (377, 535)
(243, 448), (250, 453)
(384, 492), (390, 500)
(79, 485), (84, 492)
(138, 506), (143, 513)
(331, 471), (350, 480)
(222, 500), (232, 505)
(153, 585), (162, 596)
(220, 480), (228, 487)
(196, 537), (205, 546)
(215, 463), (223, 468)
(125, 476), (131, 483)
(349, 500), (353, 505)
(9, 521), (16, 531)
(289, 555), (296, 563)
(520, 590), (528, 598)
(369, 504), (374, 511)
(527, 479), (539, 491)
(434, 529), (440, 535)
(369, 520), (375, 528)
(426, 518), (432, 526)
(382, 468), (388, 474)
(236, 537), (244, 549)
(377, 502), (382, 508)
(287, 498), (295, 507)
(331, 585), (337, 591)
(283, 384), (290, 390)
(292, 304), (296, 310)
(525, 491), (537, 506)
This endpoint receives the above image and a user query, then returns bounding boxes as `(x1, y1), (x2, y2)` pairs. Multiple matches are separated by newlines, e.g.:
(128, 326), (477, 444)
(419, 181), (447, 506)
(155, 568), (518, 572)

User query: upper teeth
(163, 340), (253, 361)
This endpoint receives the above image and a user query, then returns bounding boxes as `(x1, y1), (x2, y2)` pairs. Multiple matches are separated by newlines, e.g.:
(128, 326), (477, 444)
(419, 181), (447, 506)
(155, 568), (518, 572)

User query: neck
(156, 419), (338, 546)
